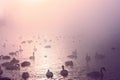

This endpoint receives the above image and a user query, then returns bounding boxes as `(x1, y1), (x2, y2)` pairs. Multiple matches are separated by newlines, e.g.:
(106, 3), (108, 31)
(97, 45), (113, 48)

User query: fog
(0, 0), (120, 80)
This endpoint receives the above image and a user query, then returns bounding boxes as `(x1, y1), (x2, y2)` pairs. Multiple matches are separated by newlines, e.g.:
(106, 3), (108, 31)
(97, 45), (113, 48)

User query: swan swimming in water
(65, 61), (74, 68)
(21, 61), (31, 68)
(60, 65), (68, 79)
(29, 52), (35, 62)
(46, 69), (54, 79)
(22, 72), (30, 80)
(87, 67), (106, 80)
(67, 49), (77, 59)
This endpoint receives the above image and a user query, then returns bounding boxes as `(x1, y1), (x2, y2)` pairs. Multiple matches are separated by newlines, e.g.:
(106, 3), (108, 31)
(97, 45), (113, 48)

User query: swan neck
(62, 66), (64, 70)
(100, 68), (104, 74)
(48, 70), (50, 72)
(33, 52), (35, 56)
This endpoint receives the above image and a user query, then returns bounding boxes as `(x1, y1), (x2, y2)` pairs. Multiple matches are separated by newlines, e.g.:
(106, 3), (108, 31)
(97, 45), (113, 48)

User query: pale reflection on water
(0, 35), (86, 80)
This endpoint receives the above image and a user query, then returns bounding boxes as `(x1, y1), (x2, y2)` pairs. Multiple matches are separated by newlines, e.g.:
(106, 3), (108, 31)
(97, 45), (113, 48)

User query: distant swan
(21, 61), (31, 67)
(67, 49), (77, 59)
(2, 55), (11, 60)
(10, 58), (19, 64)
(65, 61), (74, 68)
(29, 52), (35, 62)
(0, 55), (11, 60)
(5, 64), (20, 71)
(95, 53), (106, 61)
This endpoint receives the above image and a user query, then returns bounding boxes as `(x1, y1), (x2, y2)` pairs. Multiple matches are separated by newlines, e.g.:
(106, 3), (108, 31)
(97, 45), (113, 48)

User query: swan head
(101, 67), (106, 72)
(47, 69), (50, 72)
(62, 65), (65, 70)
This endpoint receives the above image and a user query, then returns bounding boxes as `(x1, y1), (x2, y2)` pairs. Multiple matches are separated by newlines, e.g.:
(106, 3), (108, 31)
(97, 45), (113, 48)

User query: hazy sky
(0, 0), (119, 36)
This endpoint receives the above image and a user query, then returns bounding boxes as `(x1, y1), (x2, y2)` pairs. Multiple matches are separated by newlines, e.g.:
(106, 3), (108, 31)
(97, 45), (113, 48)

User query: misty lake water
(0, 34), (119, 80)
(0, 35), (85, 80)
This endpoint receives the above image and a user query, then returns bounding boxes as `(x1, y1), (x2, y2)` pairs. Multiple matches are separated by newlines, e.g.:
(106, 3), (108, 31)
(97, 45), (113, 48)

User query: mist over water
(0, 0), (120, 80)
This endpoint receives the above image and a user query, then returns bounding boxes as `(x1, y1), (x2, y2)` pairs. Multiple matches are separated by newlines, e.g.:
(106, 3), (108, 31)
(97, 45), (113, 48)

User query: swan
(65, 61), (74, 68)
(9, 52), (18, 56)
(29, 52), (35, 62)
(87, 67), (106, 80)
(5, 64), (20, 71)
(46, 69), (53, 79)
(21, 61), (31, 68)
(10, 58), (20, 64)
(67, 50), (77, 59)
(22, 72), (30, 80)
(2, 55), (11, 60)
(60, 65), (68, 78)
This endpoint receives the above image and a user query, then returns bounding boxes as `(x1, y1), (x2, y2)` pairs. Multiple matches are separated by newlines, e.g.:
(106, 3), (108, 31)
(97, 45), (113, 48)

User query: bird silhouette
(87, 67), (106, 80)
(27, 40), (33, 44)
(10, 58), (19, 64)
(1, 62), (12, 68)
(95, 53), (106, 61)
(9, 52), (17, 56)
(21, 61), (31, 68)
(85, 54), (91, 70)
(5, 64), (20, 71)
(60, 65), (68, 79)
(2, 55), (11, 60)
(21, 41), (26, 44)
(22, 72), (30, 80)
(67, 50), (77, 59)
(65, 61), (74, 68)
(85, 54), (91, 63)
(46, 69), (53, 79)
(44, 45), (51, 48)
(29, 52), (35, 62)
